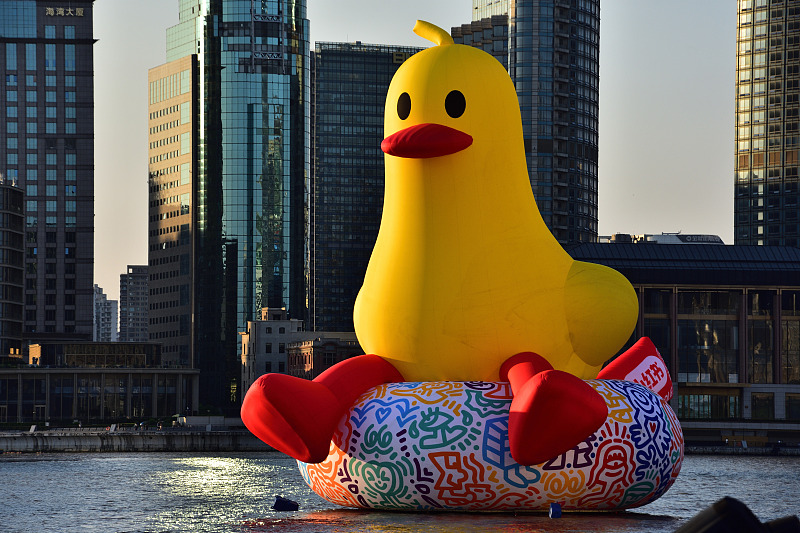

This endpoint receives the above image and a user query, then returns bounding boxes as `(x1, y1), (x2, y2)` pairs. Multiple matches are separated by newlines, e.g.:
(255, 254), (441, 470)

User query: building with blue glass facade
(0, 1), (95, 347)
(309, 42), (421, 332)
(454, 0), (600, 243)
(149, 0), (309, 411)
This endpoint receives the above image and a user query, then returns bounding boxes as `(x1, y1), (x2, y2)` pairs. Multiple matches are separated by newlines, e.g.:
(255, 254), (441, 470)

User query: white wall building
(92, 284), (118, 342)
(240, 308), (316, 394)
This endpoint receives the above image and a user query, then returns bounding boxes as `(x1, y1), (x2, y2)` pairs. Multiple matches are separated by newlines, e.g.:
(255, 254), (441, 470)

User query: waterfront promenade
(3, 425), (800, 455)
(0, 425), (273, 453)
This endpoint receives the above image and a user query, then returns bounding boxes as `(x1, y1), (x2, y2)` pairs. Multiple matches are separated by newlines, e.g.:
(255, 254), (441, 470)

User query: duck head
(382, 20), (522, 165)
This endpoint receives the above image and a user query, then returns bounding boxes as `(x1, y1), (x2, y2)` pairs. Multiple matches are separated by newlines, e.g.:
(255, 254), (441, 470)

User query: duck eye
(445, 90), (466, 118)
(397, 92), (411, 120)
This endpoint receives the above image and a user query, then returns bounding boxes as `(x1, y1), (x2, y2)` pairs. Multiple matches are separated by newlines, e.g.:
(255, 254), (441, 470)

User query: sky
(94, 0), (736, 301)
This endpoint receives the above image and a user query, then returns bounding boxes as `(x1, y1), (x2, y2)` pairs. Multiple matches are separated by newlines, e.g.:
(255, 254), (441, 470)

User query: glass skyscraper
(150, 0), (309, 410)
(309, 42), (421, 332)
(0, 179), (23, 356)
(455, 0), (600, 243)
(734, 0), (800, 247)
(0, 1), (95, 346)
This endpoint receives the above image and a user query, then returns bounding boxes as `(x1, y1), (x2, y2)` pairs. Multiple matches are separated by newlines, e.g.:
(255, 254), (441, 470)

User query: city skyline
(95, 0), (736, 302)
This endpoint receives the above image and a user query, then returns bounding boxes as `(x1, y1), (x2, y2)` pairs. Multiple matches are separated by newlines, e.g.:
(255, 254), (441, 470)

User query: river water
(2, 452), (798, 533)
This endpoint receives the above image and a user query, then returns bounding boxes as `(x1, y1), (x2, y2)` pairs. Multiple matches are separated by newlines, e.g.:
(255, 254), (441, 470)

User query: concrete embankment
(4, 431), (800, 455)
(685, 445), (800, 456)
(0, 429), (274, 453)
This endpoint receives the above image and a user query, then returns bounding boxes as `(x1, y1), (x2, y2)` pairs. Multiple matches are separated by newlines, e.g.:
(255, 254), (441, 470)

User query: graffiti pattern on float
(299, 380), (684, 511)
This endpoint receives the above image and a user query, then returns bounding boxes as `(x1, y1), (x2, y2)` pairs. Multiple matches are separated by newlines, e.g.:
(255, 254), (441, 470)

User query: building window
(751, 392), (774, 420)
(25, 44), (35, 70)
(65, 44), (75, 71)
(45, 44), (56, 71)
(787, 394), (800, 421)
(783, 318), (800, 384)
(678, 393), (740, 420)
(6, 44), (17, 70)
(748, 321), (773, 383)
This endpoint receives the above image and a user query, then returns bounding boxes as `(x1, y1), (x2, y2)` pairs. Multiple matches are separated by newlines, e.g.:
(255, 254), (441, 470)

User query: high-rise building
(92, 284), (117, 342)
(149, 0), (310, 410)
(148, 56), (194, 365)
(119, 265), (149, 343)
(454, 0), (600, 243)
(309, 42), (421, 332)
(0, 1), (95, 346)
(0, 178), (24, 356)
(734, 0), (800, 247)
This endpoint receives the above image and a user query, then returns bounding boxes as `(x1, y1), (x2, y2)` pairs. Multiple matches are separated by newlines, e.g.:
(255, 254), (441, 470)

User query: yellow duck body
(354, 22), (637, 382)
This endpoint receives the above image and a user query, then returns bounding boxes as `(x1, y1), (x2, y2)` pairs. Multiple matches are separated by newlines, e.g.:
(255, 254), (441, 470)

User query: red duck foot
(241, 373), (343, 463)
(508, 369), (608, 466)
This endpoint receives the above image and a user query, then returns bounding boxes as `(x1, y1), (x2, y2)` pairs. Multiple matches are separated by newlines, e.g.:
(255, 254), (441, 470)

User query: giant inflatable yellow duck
(242, 21), (639, 467)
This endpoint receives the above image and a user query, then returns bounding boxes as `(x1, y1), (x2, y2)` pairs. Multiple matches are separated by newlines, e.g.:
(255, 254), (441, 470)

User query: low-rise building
(240, 308), (316, 394)
(570, 240), (800, 446)
(239, 307), (364, 393)
(287, 333), (362, 380)
(0, 342), (198, 423)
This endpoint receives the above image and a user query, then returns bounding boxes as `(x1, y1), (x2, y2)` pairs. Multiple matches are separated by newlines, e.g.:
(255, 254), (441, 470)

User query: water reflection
(1, 452), (797, 533)
(242, 509), (680, 533)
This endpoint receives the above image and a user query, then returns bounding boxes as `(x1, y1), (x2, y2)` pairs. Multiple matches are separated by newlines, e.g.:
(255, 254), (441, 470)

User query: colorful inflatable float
(242, 20), (684, 513)
(300, 377), (682, 511)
